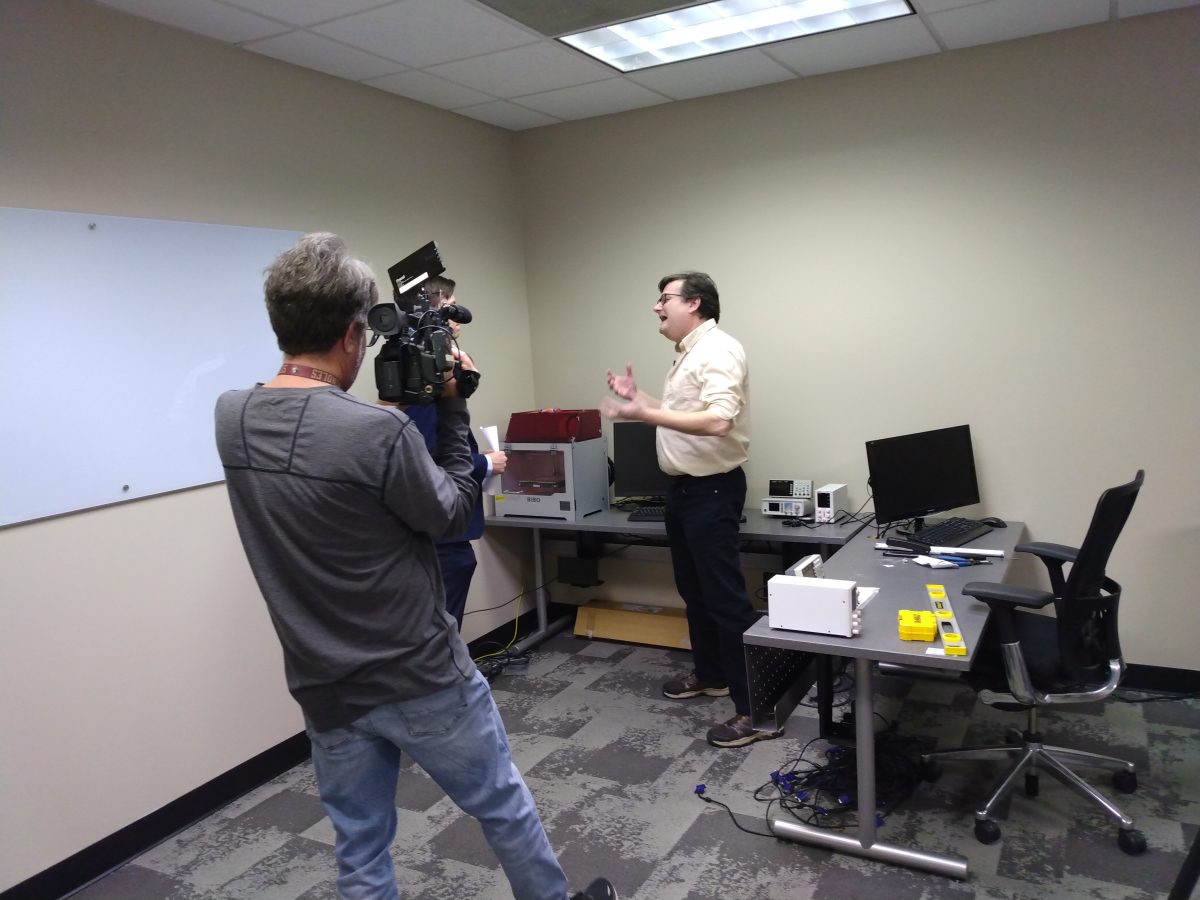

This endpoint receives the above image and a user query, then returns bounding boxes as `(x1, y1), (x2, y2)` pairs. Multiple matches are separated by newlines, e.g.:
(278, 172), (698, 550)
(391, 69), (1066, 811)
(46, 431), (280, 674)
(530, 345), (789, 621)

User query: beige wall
(2, 0), (1198, 890)
(0, 0), (535, 890)
(514, 9), (1200, 665)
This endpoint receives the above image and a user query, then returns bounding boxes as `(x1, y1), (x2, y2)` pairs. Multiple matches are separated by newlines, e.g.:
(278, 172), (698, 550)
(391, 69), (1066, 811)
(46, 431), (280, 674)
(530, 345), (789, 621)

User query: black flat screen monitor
(866, 424), (980, 526)
(612, 422), (672, 499)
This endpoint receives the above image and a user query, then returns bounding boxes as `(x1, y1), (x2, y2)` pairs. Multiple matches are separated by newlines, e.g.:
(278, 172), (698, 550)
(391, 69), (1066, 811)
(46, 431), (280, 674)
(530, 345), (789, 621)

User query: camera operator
(399, 274), (506, 629)
(215, 234), (613, 900)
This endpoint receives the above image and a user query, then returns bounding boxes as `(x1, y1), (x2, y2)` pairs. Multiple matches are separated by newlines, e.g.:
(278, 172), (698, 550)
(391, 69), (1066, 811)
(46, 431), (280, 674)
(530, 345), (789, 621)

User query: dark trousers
(436, 541), (477, 630)
(664, 467), (757, 716)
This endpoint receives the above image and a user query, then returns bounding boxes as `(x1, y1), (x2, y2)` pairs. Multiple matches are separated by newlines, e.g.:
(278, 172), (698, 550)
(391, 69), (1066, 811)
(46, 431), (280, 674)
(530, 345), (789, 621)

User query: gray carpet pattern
(71, 633), (1198, 899)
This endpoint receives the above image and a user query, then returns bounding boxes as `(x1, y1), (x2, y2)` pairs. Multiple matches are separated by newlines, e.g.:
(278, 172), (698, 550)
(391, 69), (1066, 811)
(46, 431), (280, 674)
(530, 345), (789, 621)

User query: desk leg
(512, 526), (572, 654)
(771, 658), (969, 880)
(853, 657), (878, 847)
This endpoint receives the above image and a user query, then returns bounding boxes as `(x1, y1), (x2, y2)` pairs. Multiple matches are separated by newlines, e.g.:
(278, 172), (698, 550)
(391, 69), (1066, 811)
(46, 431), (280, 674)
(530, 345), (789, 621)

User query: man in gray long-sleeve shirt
(215, 233), (613, 900)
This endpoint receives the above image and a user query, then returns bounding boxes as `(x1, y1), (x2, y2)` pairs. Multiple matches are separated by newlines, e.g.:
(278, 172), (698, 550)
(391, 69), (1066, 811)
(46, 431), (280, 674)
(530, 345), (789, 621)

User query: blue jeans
(306, 670), (568, 899)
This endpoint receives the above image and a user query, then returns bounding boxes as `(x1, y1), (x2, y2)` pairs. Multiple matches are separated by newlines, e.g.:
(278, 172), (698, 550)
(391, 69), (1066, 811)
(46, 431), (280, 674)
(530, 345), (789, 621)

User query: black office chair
(922, 471), (1147, 855)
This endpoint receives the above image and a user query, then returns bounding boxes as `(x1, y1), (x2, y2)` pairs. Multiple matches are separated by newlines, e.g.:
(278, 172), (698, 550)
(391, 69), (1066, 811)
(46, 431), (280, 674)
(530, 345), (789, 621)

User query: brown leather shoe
(706, 714), (783, 748)
(663, 672), (730, 699)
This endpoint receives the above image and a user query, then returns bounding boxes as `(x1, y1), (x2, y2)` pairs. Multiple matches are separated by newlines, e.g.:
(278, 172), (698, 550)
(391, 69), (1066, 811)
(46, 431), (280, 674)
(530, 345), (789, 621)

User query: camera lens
(367, 303), (400, 335)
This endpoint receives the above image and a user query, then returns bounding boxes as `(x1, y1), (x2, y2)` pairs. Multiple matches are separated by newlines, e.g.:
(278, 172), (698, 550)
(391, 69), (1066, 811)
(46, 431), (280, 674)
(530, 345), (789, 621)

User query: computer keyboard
(909, 516), (993, 547)
(627, 505), (666, 522)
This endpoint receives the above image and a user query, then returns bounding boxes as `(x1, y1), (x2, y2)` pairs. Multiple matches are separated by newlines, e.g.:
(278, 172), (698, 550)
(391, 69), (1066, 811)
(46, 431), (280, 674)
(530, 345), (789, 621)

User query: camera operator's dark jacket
(405, 404), (486, 543)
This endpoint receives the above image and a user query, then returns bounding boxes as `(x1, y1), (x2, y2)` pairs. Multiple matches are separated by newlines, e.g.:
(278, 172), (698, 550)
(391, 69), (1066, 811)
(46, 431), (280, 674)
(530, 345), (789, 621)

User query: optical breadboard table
(743, 522), (1026, 879)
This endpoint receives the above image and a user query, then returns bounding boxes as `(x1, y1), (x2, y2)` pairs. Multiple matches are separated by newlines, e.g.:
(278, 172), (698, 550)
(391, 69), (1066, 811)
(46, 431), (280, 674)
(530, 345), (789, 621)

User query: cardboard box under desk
(573, 600), (691, 650)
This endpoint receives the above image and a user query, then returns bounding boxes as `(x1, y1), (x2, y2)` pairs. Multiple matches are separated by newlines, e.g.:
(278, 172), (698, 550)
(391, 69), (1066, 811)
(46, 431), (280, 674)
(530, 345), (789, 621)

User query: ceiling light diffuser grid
(561, 0), (914, 71)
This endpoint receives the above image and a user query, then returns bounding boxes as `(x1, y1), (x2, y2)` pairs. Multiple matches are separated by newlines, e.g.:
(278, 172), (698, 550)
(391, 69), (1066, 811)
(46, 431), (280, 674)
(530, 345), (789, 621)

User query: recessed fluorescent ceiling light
(561, 0), (912, 72)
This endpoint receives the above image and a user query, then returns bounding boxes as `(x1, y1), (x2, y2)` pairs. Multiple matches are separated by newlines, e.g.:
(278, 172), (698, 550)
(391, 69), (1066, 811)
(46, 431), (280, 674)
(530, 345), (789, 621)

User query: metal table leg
(512, 525), (573, 654)
(770, 657), (970, 880)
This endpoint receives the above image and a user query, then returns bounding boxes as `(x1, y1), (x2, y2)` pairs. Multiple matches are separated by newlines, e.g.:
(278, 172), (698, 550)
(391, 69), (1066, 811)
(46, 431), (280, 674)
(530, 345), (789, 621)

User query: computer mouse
(980, 516), (1007, 528)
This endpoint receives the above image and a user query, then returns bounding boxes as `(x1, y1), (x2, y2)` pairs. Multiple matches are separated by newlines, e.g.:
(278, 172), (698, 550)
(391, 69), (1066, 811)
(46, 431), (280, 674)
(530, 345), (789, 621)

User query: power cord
(473, 594), (525, 663)
(693, 783), (776, 838)
(475, 646), (533, 683)
(467, 579), (542, 682)
(781, 490), (874, 529)
(463, 577), (558, 617)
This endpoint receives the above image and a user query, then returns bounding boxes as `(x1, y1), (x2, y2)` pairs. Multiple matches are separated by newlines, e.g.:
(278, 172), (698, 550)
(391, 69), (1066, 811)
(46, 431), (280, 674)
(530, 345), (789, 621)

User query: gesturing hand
(600, 395), (645, 422)
(606, 362), (638, 400)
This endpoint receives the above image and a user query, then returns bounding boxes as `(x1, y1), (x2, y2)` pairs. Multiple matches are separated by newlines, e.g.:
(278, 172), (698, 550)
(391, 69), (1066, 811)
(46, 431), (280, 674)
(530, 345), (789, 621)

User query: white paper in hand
(479, 425), (501, 495)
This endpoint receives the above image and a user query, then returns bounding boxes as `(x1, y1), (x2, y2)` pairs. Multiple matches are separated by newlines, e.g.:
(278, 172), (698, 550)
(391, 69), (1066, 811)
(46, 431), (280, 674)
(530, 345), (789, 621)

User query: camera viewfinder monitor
(866, 424), (980, 527)
(612, 422), (672, 499)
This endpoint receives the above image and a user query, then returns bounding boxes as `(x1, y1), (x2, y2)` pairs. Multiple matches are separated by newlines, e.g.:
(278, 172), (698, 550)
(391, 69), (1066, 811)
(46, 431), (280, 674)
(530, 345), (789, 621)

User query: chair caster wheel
(919, 759), (943, 782)
(1024, 772), (1039, 797)
(1118, 828), (1147, 855)
(1113, 769), (1138, 793)
(1005, 727), (1024, 744)
(975, 819), (1002, 845)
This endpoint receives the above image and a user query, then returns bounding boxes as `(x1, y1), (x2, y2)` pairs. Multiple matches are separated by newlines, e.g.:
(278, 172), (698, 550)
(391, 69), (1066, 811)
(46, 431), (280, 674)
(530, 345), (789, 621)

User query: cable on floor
(695, 725), (936, 837)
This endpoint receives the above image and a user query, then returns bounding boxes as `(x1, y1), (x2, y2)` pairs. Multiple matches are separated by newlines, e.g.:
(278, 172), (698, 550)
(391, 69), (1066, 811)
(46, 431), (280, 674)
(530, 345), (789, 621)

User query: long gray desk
(485, 507), (866, 654)
(744, 522), (1026, 879)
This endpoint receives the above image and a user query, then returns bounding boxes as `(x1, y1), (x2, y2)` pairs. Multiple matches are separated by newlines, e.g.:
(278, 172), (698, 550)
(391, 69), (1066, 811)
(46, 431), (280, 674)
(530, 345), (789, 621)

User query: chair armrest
(1015, 541), (1079, 563)
(963, 581), (1054, 646)
(962, 581), (1054, 610)
(1015, 542), (1079, 596)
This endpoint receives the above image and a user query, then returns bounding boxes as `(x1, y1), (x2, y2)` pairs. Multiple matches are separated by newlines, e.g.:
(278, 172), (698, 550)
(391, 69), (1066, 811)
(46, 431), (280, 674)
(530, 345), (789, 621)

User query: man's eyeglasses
(656, 292), (687, 306)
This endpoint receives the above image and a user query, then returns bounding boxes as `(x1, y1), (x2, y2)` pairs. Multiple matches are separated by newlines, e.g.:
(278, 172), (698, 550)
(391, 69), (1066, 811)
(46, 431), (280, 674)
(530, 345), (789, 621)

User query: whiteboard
(1, 207), (301, 527)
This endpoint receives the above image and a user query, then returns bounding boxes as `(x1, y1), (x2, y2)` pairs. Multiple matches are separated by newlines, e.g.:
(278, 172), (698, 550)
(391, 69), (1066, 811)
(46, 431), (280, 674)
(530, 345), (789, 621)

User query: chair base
(922, 728), (1146, 854)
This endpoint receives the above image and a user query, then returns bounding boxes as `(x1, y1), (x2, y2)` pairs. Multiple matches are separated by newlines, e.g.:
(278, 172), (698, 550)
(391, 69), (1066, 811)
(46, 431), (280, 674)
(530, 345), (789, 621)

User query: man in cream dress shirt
(604, 272), (780, 748)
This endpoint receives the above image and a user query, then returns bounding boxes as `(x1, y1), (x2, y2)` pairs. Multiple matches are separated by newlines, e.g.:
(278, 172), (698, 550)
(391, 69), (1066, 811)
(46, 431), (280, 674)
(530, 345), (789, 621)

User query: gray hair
(264, 232), (378, 355)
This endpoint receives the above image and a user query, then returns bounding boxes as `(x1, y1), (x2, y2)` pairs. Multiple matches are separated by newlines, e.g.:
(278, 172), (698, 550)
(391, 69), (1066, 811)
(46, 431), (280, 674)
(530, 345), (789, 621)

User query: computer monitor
(612, 422), (672, 499)
(865, 424), (981, 527)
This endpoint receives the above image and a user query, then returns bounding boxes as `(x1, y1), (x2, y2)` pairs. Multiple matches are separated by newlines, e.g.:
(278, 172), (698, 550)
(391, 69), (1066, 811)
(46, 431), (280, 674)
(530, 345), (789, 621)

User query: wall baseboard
(1123, 663), (1200, 694)
(1, 733), (310, 900)
(0, 613), (569, 900)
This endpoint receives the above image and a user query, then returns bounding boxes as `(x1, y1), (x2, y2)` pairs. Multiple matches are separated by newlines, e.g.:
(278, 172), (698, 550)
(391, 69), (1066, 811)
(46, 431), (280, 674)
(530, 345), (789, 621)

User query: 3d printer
(494, 409), (607, 522)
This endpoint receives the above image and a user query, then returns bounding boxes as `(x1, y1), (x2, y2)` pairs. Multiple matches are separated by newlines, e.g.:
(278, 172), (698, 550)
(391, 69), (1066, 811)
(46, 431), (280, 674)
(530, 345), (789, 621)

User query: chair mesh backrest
(1056, 470), (1144, 681)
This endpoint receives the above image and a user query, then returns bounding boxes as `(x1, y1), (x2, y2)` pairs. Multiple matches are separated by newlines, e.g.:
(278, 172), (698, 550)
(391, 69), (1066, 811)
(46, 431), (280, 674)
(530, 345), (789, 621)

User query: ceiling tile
(245, 31), (405, 81)
(474, 0), (689, 36)
(911, 0), (990, 13)
(366, 70), (497, 109)
(95, 0), (287, 43)
(514, 78), (670, 120)
(765, 15), (941, 76)
(93, 0), (1200, 132)
(224, 0), (389, 28)
(428, 43), (613, 98)
(929, 0), (1110, 50)
(313, 0), (538, 68)
(454, 100), (561, 130)
(628, 48), (796, 100)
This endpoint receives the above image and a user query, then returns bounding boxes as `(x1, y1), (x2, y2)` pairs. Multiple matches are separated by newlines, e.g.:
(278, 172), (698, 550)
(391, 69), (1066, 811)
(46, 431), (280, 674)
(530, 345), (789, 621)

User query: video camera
(367, 241), (480, 405)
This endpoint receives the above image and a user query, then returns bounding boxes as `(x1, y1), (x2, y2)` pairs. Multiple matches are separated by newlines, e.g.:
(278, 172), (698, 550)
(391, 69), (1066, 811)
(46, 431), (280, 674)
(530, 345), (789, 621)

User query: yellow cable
(473, 587), (525, 662)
